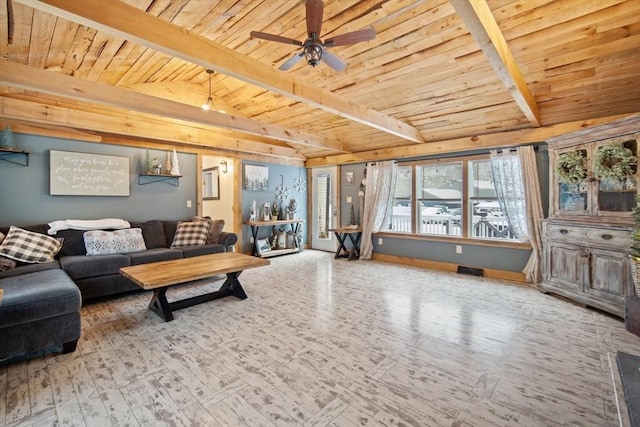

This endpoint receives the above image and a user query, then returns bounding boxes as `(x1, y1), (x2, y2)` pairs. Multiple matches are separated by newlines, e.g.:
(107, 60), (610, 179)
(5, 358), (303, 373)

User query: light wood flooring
(1, 250), (639, 426)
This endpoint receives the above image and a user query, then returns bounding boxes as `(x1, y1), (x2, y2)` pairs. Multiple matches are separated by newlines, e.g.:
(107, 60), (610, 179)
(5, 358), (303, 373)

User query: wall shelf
(138, 173), (182, 186)
(0, 148), (29, 166)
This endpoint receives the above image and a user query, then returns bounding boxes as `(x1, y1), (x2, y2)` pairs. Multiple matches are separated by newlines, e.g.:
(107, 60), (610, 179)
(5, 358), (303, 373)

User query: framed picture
(50, 150), (130, 196)
(345, 171), (355, 185)
(244, 164), (269, 190)
(202, 167), (220, 200)
(256, 238), (271, 256)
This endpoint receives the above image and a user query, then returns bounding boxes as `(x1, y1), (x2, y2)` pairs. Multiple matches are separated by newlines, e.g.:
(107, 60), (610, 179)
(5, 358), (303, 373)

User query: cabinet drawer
(584, 228), (630, 247)
(546, 224), (630, 248)
(546, 224), (584, 240)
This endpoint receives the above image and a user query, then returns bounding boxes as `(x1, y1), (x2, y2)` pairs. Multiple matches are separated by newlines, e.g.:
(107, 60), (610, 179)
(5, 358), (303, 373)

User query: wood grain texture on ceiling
(1, 0), (639, 165)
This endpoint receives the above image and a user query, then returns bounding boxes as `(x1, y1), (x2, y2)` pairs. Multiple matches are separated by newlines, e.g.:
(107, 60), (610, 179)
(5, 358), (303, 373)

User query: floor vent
(457, 266), (484, 276)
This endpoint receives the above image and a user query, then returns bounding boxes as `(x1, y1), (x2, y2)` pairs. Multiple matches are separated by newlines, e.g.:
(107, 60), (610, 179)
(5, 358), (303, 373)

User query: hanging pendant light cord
(202, 69), (214, 110)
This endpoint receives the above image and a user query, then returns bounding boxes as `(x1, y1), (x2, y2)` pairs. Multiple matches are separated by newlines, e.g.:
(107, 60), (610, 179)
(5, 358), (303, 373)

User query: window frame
(385, 154), (530, 248)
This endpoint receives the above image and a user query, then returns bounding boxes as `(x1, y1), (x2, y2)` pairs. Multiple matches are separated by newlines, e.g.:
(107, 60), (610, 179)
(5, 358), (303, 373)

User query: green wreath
(556, 150), (587, 184)
(592, 142), (636, 180)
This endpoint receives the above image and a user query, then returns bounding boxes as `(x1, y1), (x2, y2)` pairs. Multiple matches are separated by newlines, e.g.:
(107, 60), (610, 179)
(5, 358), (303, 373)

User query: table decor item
(0, 126), (16, 150)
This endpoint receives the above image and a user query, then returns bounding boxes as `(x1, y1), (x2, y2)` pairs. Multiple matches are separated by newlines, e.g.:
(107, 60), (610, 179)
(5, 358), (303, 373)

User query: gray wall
(0, 133), (197, 226)
(338, 146), (549, 273)
(240, 160), (308, 253)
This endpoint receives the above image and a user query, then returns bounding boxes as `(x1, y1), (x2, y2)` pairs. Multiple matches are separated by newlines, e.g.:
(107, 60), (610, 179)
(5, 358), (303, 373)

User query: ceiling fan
(250, 0), (376, 72)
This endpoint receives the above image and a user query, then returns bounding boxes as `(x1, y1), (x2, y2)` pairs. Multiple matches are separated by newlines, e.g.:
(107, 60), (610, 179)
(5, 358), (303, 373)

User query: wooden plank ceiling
(1, 0), (639, 165)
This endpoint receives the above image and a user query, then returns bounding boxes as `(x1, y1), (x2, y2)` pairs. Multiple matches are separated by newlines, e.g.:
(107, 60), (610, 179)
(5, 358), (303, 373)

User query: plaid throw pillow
(0, 226), (63, 263)
(170, 221), (209, 248)
(192, 216), (225, 244)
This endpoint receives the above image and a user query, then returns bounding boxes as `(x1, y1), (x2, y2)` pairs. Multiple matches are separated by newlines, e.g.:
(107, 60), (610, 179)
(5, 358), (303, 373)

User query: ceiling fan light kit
(304, 43), (323, 67)
(250, 0), (376, 72)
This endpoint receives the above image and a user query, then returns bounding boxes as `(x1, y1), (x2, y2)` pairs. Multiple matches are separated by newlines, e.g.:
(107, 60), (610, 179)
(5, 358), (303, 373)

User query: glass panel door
(311, 166), (337, 252)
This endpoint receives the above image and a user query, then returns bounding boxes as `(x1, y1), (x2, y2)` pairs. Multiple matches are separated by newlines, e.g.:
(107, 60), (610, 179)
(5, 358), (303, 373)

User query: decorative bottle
(1, 126), (16, 150)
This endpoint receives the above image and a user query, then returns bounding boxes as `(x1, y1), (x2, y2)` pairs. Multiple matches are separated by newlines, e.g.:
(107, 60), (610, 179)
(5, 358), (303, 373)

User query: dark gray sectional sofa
(0, 219), (237, 362)
(0, 269), (81, 361)
(0, 219), (237, 299)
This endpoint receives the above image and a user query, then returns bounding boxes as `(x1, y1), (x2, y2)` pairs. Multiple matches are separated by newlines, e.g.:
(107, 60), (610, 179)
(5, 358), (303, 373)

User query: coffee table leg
(221, 271), (248, 299)
(148, 287), (174, 321)
(146, 271), (248, 322)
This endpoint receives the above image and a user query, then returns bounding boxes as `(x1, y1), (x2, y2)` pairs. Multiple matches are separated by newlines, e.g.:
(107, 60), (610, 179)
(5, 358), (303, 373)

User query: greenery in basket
(592, 141), (637, 181)
(556, 150), (587, 184)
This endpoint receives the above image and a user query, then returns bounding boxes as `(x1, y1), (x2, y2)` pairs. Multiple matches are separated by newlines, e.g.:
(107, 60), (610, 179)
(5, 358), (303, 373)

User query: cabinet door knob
(559, 229), (568, 234)
(601, 234), (612, 240)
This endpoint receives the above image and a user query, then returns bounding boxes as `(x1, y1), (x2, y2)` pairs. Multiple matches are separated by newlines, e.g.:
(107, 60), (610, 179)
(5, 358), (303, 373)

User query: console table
(245, 219), (304, 258)
(329, 227), (363, 260)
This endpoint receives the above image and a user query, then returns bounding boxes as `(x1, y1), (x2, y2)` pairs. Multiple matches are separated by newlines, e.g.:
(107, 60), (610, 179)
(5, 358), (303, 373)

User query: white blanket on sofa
(47, 219), (131, 235)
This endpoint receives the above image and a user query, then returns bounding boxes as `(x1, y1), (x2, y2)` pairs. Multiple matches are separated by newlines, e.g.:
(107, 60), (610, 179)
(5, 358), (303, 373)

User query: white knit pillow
(84, 228), (146, 256)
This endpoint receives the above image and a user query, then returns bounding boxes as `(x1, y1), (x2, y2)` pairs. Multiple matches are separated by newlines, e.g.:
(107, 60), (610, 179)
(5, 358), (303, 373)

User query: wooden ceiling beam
(15, 0), (426, 144)
(451, 0), (541, 127)
(0, 60), (345, 154)
(306, 114), (633, 166)
(0, 119), (306, 165)
(0, 96), (306, 160)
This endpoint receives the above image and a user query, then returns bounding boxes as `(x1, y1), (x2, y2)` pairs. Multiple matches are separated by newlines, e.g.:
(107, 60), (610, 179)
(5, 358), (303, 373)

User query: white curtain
(360, 161), (397, 260)
(490, 146), (544, 283)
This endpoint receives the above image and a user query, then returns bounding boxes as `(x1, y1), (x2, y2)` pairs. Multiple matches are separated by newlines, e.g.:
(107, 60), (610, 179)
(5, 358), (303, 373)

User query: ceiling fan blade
(321, 50), (347, 72)
(250, 31), (303, 46)
(279, 52), (305, 71)
(306, 0), (323, 38)
(325, 27), (376, 47)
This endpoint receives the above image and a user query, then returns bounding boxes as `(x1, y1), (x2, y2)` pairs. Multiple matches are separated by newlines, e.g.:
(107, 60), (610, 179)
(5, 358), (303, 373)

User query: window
(391, 166), (412, 232)
(417, 162), (462, 236)
(388, 156), (519, 241)
(469, 159), (517, 240)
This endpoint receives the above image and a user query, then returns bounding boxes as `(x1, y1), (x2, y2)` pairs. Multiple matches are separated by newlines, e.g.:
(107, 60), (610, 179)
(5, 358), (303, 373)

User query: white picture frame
(256, 238), (271, 256)
(244, 164), (269, 190)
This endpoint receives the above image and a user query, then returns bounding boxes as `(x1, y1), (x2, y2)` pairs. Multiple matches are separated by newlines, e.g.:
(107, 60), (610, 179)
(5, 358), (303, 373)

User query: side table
(329, 227), (363, 260)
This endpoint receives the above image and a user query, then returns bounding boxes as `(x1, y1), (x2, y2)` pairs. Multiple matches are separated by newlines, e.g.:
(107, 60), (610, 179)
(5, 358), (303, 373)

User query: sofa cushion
(163, 221), (179, 246)
(137, 220), (168, 249)
(127, 248), (182, 265)
(83, 228), (146, 255)
(54, 229), (89, 257)
(179, 244), (225, 258)
(0, 269), (81, 329)
(0, 226), (63, 263)
(170, 221), (209, 248)
(59, 254), (131, 280)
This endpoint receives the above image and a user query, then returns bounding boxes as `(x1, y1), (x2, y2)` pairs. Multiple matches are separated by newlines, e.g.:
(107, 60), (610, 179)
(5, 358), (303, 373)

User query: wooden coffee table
(120, 252), (269, 321)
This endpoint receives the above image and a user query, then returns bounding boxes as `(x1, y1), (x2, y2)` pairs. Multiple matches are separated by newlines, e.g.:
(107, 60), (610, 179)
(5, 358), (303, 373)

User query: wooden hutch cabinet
(542, 115), (639, 317)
